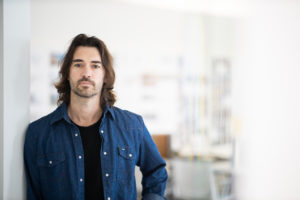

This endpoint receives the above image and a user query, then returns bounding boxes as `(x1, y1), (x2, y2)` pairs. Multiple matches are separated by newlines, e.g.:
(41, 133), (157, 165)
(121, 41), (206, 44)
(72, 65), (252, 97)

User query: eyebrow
(72, 59), (83, 63)
(72, 59), (102, 64)
(91, 61), (102, 64)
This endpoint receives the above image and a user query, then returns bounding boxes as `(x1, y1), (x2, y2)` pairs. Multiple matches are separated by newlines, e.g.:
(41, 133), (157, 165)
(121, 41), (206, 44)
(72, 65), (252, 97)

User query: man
(24, 34), (168, 200)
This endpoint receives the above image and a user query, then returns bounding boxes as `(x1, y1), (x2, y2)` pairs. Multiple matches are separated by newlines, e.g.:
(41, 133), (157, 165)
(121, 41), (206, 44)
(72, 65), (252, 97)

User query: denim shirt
(24, 103), (168, 200)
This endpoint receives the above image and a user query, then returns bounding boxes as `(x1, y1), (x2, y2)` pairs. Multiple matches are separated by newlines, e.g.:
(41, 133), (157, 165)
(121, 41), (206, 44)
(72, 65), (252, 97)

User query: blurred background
(30, 1), (238, 199)
(2, 0), (300, 199)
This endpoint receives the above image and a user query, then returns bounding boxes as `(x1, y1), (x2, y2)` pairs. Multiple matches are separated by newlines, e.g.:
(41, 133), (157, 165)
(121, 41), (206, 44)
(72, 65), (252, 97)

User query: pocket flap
(118, 146), (135, 160)
(37, 153), (65, 167)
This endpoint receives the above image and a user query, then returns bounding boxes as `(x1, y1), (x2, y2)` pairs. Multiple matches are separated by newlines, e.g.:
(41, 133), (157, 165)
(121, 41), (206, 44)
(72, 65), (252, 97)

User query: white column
(0, 0), (30, 199)
(235, 2), (300, 200)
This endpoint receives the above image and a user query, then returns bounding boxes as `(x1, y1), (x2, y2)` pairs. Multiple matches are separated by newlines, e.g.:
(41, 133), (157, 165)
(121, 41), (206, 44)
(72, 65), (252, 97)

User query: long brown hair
(55, 34), (116, 109)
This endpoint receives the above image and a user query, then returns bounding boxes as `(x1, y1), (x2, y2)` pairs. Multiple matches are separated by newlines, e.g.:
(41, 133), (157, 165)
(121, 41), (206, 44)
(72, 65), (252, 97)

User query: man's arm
(24, 125), (41, 200)
(137, 117), (168, 200)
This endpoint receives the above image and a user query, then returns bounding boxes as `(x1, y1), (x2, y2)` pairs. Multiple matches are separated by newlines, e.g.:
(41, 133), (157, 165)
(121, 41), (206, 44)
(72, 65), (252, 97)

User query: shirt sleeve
(24, 125), (42, 200)
(136, 116), (168, 200)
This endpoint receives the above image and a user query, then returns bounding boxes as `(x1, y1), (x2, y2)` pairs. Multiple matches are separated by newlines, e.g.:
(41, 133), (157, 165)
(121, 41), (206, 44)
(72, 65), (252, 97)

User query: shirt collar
(50, 102), (115, 125)
(104, 104), (115, 120)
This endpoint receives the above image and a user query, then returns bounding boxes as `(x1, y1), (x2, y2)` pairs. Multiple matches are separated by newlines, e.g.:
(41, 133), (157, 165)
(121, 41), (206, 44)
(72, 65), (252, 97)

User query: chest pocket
(36, 152), (68, 194)
(118, 146), (135, 160)
(37, 152), (65, 167)
(117, 146), (136, 184)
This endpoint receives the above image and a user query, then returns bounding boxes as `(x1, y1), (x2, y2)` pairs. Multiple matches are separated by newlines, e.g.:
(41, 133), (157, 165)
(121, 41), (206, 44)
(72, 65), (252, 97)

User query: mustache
(77, 77), (95, 86)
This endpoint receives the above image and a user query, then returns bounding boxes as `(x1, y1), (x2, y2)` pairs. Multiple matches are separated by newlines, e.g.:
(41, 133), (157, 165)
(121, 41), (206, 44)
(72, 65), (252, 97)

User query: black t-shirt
(75, 117), (104, 200)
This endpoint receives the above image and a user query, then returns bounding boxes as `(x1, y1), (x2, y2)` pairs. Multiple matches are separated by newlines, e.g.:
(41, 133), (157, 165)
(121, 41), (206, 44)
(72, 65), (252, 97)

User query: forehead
(73, 46), (101, 60)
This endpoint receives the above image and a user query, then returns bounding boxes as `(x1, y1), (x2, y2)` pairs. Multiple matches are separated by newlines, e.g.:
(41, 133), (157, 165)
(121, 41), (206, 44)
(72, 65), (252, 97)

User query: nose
(82, 65), (92, 78)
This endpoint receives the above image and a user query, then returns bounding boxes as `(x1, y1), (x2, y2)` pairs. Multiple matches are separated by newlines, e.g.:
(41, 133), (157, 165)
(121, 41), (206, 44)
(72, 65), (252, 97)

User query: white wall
(235, 2), (300, 199)
(0, 0), (3, 197)
(1, 0), (30, 199)
(31, 1), (185, 55)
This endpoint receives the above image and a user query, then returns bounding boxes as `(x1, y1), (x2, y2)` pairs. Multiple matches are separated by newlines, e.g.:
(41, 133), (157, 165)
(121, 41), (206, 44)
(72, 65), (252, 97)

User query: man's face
(69, 46), (105, 99)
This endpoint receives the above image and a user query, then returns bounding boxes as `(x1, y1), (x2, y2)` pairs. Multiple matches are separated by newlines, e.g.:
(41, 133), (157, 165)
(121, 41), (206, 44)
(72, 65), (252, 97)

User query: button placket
(71, 126), (85, 192)
(100, 126), (111, 199)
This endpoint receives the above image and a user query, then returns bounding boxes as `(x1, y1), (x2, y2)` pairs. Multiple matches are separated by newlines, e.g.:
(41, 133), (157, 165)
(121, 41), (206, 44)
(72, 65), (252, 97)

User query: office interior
(2, 0), (300, 199)
(30, 1), (237, 199)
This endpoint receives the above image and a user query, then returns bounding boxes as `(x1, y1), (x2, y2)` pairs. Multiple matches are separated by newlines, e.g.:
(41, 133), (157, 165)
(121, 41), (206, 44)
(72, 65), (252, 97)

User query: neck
(68, 92), (103, 127)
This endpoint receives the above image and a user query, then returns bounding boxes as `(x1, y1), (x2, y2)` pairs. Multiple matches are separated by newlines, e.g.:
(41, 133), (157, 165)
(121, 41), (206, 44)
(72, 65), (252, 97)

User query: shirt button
(80, 178), (83, 182)
(103, 152), (107, 155)
(129, 153), (132, 157)
(75, 133), (78, 137)
(49, 160), (52, 164)
(101, 130), (104, 134)
(105, 173), (109, 177)
(107, 197), (111, 200)
(78, 155), (82, 159)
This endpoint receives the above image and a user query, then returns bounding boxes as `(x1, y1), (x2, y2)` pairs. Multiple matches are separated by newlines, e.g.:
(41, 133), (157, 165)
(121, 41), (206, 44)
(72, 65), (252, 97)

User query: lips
(79, 81), (93, 86)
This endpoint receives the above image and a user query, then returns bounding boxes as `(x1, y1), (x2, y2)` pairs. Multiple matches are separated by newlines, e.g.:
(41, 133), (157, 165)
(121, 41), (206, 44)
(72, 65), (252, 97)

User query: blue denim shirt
(24, 103), (168, 200)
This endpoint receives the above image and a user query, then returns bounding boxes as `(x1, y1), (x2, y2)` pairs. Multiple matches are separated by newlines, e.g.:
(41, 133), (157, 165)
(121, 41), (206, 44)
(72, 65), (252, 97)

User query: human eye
(92, 64), (101, 69)
(73, 63), (82, 67)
